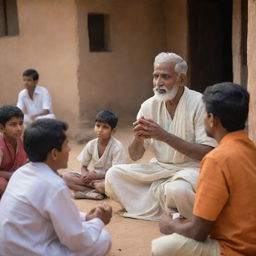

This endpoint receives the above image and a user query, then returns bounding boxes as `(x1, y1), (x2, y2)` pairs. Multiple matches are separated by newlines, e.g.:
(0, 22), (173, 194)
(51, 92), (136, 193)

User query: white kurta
(105, 87), (217, 220)
(77, 137), (126, 174)
(0, 162), (111, 256)
(17, 85), (55, 124)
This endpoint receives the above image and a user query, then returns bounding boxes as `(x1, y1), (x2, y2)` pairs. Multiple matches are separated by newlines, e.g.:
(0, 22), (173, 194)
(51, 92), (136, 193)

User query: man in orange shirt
(151, 82), (256, 256)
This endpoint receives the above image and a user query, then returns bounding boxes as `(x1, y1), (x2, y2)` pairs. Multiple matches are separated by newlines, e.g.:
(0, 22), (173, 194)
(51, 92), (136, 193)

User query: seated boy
(0, 119), (112, 256)
(64, 110), (126, 200)
(17, 69), (55, 126)
(0, 105), (27, 197)
(151, 82), (256, 256)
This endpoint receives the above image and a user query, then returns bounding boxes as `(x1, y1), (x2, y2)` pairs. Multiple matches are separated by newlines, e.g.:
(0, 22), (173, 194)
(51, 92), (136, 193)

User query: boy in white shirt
(0, 119), (112, 256)
(17, 69), (55, 126)
(64, 110), (126, 200)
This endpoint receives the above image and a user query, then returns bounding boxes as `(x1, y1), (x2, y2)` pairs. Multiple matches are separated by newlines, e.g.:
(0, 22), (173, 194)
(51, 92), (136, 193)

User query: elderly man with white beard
(105, 52), (217, 221)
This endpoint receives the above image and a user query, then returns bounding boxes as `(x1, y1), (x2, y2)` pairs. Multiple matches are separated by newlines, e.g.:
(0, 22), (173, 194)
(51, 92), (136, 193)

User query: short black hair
(23, 69), (39, 81)
(95, 110), (118, 129)
(0, 105), (24, 126)
(24, 119), (68, 162)
(203, 82), (249, 132)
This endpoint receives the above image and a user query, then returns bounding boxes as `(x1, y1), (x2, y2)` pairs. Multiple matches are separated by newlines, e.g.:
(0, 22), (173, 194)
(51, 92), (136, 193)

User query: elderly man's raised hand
(133, 117), (167, 141)
(133, 116), (149, 141)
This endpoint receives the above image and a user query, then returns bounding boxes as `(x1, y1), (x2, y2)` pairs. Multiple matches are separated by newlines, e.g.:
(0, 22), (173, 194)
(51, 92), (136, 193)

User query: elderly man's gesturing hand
(133, 117), (168, 141)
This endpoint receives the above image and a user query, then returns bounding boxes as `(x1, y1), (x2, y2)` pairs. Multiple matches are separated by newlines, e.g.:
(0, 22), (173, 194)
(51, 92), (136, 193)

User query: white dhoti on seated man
(17, 69), (56, 126)
(105, 52), (217, 221)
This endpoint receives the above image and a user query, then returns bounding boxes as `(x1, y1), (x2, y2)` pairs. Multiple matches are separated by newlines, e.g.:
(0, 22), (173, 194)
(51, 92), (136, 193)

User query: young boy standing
(0, 105), (27, 197)
(64, 110), (126, 200)
(0, 119), (112, 256)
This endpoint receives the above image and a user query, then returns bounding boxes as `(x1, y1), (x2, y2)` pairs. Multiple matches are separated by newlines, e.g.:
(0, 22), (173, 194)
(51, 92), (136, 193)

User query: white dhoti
(106, 161), (199, 220)
(151, 233), (220, 256)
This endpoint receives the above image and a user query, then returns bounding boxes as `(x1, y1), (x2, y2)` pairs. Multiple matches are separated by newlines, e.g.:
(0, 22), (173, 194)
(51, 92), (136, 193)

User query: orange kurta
(194, 130), (256, 256)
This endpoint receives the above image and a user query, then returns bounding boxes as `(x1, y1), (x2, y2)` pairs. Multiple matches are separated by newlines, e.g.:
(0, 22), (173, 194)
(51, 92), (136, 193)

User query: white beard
(153, 84), (179, 102)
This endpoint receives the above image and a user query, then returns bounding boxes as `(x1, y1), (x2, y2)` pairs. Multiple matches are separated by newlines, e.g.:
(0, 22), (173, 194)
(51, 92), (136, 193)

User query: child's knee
(62, 172), (77, 185)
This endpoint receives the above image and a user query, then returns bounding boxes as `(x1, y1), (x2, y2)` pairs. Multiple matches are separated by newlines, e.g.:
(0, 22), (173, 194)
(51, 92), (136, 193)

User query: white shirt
(17, 85), (54, 116)
(0, 162), (111, 256)
(77, 137), (126, 173)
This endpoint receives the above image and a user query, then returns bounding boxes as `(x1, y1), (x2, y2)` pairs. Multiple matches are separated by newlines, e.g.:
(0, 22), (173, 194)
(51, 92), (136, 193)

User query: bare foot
(74, 190), (105, 200)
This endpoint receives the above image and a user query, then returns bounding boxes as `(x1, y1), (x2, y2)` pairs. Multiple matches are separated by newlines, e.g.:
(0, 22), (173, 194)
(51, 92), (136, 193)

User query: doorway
(188, 0), (233, 92)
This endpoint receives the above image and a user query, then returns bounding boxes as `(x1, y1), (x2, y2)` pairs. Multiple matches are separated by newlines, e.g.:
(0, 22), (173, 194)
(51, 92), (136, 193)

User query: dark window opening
(88, 13), (110, 52)
(0, 0), (19, 37)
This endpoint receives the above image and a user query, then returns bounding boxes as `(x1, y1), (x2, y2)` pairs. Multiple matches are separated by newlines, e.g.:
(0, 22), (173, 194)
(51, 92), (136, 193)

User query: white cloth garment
(17, 85), (55, 124)
(151, 233), (220, 256)
(105, 87), (217, 221)
(77, 137), (126, 173)
(0, 162), (111, 256)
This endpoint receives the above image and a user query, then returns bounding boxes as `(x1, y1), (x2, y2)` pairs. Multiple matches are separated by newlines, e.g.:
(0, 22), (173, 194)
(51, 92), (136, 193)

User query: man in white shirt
(0, 119), (112, 256)
(17, 69), (55, 126)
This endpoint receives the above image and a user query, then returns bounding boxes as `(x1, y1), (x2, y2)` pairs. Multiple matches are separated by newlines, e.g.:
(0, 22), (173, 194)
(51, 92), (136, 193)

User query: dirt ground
(59, 127), (161, 256)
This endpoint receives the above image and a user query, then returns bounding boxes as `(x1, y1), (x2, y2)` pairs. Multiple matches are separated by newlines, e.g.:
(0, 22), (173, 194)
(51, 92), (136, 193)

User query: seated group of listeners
(0, 52), (255, 256)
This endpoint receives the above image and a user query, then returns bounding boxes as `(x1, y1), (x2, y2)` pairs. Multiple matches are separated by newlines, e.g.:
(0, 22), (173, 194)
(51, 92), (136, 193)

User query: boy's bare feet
(74, 190), (105, 200)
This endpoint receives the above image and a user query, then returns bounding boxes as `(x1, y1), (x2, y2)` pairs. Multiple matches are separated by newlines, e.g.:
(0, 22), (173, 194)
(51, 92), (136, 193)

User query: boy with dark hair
(17, 68), (55, 126)
(64, 110), (126, 200)
(0, 105), (27, 197)
(0, 119), (112, 256)
(151, 82), (256, 256)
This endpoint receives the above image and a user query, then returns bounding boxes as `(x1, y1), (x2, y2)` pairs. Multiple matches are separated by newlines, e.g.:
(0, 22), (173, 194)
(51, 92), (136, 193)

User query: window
(88, 13), (110, 52)
(0, 0), (19, 37)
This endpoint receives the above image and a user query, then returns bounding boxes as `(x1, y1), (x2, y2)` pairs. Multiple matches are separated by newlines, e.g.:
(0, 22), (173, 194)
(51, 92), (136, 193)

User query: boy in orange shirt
(0, 105), (27, 197)
(152, 82), (256, 256)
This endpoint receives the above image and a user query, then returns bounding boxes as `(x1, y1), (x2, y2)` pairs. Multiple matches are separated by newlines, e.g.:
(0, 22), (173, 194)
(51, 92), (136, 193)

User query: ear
(209, 114), (219, 128)
(50, 148), (58, 161)
(178, 74), (186, 86)
(0, 124), (5, 133)
(213, 116), (222, 128)
(209, 113), (215, 128)
(111, 128), (116, 134)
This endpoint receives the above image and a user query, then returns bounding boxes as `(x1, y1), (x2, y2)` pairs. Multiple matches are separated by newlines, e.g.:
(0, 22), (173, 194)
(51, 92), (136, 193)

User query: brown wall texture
(76, 0), (167, 128)
(164, 0), (188, 60)
(248, 0), (256, 141)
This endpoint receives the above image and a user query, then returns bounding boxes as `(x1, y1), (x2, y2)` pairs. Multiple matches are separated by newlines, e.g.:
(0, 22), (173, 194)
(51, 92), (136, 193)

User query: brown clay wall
(247, 0), (256, 141)
(76, 0), (166, 127)
(0, 0), (80, 132)
(164, 0), (188, 60)
(232, 0), (243, 85)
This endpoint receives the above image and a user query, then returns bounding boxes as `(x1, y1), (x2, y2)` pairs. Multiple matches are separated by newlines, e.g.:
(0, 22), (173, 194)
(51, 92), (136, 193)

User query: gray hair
(154, 52), (188, 75)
